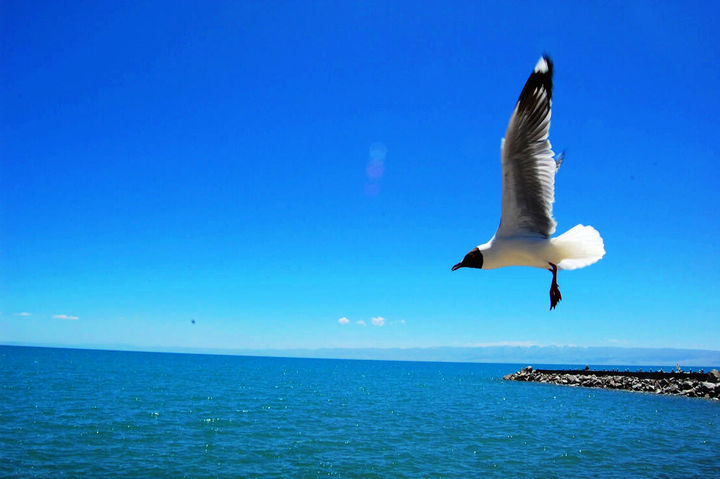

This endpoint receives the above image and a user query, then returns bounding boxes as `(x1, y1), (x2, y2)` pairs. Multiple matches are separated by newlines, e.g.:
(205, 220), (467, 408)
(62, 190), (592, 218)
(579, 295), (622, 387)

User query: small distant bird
(191, 319), (196, 325)
(452, 56), (605, 309)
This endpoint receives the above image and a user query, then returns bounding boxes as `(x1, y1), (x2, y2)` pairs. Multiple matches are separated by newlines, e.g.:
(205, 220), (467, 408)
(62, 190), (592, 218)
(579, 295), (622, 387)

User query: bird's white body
(479, 235), (559, 270)
(478, 224), (605, 271)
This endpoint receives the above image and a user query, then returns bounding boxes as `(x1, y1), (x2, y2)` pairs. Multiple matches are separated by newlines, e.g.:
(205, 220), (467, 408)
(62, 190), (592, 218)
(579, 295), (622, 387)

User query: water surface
(1, 346), (719, 477)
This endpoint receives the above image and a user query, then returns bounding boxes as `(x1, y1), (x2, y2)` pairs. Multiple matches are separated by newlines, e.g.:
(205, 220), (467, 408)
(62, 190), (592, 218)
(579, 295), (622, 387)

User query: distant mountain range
(5, 342), (718, 367)
(226, 345), (720, 367)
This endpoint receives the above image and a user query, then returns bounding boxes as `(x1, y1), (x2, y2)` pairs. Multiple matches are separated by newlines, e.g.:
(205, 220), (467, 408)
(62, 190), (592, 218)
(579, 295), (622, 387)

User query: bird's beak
(452, 262), (463, 271)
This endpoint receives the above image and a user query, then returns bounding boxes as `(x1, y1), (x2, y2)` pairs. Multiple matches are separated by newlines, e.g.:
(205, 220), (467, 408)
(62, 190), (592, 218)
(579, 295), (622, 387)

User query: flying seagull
(452, 55), (605, 309)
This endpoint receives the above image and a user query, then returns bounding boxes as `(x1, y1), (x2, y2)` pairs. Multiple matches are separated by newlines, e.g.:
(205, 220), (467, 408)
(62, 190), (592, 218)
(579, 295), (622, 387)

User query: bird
(451, 55), (605, 310)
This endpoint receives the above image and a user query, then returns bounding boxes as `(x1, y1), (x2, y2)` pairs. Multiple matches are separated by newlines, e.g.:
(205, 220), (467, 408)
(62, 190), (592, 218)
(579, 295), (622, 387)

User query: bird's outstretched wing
(496, 55), (560, 238)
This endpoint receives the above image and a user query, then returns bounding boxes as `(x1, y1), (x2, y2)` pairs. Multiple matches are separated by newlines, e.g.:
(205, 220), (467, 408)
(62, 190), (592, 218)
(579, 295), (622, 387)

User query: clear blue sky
(2, 1), (719, 352)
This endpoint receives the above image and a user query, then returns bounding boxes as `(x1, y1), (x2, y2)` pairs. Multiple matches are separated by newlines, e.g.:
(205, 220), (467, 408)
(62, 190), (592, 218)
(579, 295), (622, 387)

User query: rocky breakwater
(503, 366), (720, 400)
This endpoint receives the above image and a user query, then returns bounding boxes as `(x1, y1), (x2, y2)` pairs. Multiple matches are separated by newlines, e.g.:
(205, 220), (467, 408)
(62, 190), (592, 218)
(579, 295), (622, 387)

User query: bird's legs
(548, 262), (562, 310)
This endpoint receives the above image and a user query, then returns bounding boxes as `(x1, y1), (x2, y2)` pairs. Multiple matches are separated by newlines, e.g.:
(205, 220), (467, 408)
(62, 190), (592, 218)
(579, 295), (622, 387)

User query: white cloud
(370, 316), (385, 327)
(356, 320), (366, 326)
(15, 312), (31, 317)
(53, 314), (79, 321)
(337, 317), (350, 325)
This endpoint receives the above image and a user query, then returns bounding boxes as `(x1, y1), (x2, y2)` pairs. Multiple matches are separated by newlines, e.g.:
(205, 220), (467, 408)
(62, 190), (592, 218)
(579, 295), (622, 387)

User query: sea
(1, 345), (719, 478)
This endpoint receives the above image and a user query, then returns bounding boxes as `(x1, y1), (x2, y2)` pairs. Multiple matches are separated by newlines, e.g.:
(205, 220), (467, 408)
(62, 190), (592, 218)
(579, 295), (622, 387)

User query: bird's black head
(452, 248), (484, 271)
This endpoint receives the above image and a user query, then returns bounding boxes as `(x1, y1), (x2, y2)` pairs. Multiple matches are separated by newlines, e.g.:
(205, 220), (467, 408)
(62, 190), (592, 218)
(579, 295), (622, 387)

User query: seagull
(451, 55), (605, 309)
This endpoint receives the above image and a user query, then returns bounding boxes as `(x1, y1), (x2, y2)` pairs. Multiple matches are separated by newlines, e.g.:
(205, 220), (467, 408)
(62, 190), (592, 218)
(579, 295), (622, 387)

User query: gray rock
(503, 367), (719, 400)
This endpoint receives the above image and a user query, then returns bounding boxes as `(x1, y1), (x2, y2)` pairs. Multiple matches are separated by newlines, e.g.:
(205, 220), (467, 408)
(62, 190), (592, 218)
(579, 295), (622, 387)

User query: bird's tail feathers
(552, 224), (605, 270)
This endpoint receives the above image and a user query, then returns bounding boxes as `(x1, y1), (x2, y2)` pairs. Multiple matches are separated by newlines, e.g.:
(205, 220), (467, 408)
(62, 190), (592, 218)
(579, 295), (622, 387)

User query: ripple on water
(1, 347), (720, 478)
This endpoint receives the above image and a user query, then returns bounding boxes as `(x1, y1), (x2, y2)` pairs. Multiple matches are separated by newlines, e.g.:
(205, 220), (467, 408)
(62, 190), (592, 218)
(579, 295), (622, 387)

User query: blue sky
(2, 1), (720, 353)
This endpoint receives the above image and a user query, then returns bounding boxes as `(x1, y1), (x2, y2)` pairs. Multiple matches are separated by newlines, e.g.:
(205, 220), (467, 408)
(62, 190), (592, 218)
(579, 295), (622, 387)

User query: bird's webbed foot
(548, 262), (562, 310)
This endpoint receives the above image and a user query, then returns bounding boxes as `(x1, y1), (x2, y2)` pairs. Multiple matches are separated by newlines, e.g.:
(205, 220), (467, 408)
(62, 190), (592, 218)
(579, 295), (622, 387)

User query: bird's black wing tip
(516, 54), (554, 105)
(533, 54), (553, 77)
(544, 54), (554, 77)
(541, 53), (553, 70)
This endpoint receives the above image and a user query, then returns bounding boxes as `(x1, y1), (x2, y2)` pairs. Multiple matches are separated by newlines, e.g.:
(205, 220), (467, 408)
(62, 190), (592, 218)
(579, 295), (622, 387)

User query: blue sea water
(1, 346), (719, 478)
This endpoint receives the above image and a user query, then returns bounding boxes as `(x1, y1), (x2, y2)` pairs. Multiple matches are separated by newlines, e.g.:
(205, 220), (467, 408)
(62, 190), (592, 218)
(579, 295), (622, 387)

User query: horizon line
(2, 342), (719, 369)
